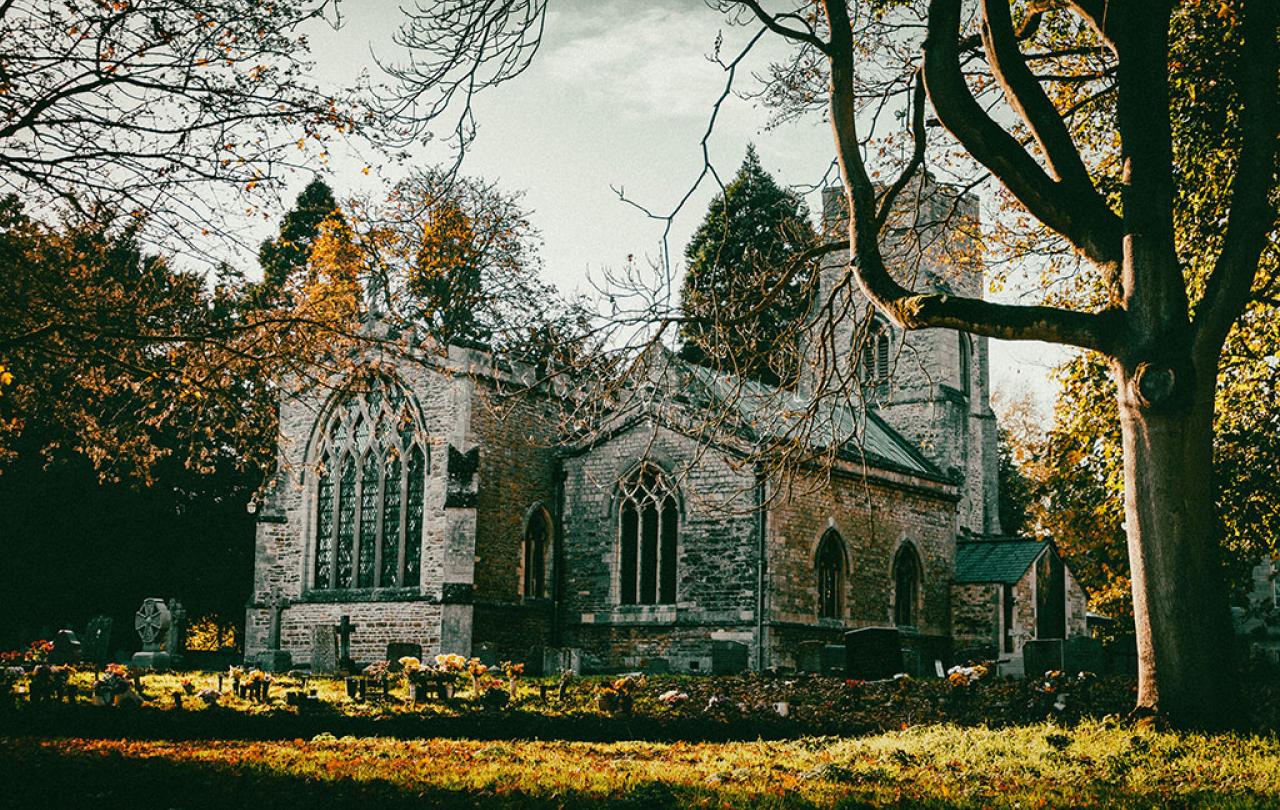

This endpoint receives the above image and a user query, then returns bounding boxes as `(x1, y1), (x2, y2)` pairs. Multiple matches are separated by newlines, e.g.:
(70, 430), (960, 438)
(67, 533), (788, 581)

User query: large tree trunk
(1116, 359), (1240, 729)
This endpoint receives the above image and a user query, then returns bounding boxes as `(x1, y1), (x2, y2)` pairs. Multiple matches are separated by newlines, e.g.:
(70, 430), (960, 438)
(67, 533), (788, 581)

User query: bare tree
(0, 0), (355, 248)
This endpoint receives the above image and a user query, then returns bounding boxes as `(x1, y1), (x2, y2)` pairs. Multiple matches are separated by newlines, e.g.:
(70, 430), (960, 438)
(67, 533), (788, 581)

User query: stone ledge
(293, 588), (430, 604)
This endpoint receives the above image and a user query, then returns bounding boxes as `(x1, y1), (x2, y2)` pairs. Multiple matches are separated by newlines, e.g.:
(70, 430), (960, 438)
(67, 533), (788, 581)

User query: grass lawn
(4, 721), (1280, 808)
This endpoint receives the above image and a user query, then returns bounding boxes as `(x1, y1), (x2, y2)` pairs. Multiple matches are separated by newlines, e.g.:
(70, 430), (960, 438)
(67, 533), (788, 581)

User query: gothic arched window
(958, 332), (972, 397)
(313, 376), (426, 591)
(860, 321), (892, 398)
(523, 505), (553, 599)
(617, 465), (679, 605)
(893, 543), (922, 627)
(816, 529), (845, 619)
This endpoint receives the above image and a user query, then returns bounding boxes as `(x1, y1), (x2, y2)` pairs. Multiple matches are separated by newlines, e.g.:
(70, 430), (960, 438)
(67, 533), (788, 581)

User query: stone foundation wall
(566, 622), (756, 674)
(471, 600), (554, 666)
(951, 583), (1000, 652)
(246, 599), (443, 667)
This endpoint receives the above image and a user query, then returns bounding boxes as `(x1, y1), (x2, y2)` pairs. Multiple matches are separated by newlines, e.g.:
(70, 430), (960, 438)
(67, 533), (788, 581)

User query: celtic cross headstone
(130, 597), (173, 670)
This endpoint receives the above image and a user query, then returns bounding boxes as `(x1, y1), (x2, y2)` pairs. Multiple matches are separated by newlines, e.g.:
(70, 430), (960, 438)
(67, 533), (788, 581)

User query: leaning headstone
(310, 625), (339, 674)
(81, 616), (113, 666)
(795, 640), (824, 673)
(49, 630), (82, 665)
(711, 640), (749, 675)
(844, 627), (902, 680)
(131, 597), (173, 670)
(474, 641), (499, 668)
(386, 643), (423, 670)
(1022, 638), (1065, 677)
(1062, 636), (1105, 674)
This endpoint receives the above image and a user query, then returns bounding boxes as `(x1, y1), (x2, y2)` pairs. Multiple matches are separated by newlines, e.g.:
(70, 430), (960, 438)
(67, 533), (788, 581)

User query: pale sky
(289, 0), (1069, 415)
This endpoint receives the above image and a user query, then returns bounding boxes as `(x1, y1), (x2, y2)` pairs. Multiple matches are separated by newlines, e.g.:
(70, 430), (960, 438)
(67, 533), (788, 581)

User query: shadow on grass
(2, 738), (1270, 810)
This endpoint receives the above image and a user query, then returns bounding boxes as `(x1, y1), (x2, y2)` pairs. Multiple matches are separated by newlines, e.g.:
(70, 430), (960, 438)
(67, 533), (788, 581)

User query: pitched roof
(954, 538), (1052, 584)
(678, 362), (941, 479)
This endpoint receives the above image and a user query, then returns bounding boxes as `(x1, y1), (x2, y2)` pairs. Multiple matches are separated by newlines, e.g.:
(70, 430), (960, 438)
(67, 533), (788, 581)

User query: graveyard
(4, 603), (1280, 807)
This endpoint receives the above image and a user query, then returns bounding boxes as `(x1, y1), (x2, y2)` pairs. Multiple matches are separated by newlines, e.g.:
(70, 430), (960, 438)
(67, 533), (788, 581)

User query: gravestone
(81, 616), (113, 666)
(386, 643), (423, 670)
(1022, 638), (1064, 677)
(542, 647), (582, 675)
(131, 597), (173, 670)
(49, 630), (82, 664)
(711, 640), (749, 675)
(843, 627), (902, 680)
(474, 641), (499, 668)
(166, 599), (188, 667)
(255, 593), (292, 672)
(1063, 636), (1105, 674)
(641, 657), (671, 675)
(795, 640), (824, 673)
(336, 614), (358, 671)
(821, 644), (846, 675)
(310, 625), (339, 674)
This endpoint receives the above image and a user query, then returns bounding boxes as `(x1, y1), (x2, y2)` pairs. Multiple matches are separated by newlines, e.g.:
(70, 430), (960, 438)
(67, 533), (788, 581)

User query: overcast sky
(293, 0), (1069, 414)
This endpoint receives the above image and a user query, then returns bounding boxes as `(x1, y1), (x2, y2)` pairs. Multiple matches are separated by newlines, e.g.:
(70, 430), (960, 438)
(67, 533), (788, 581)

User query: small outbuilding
(951, 538), (1088, 676)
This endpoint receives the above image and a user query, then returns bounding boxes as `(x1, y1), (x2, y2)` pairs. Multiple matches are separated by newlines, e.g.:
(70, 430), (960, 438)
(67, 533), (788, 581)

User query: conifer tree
(255, 178), (341, 305)
(679, 146), (817, 386)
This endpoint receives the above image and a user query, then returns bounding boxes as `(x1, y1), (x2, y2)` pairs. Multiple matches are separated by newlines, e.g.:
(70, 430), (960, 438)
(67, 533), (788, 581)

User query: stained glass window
(311, 377), (426, 591)
(313, 452), (334, 588)
(357, 452), (380, 588)
(617, 465), (679, 606)
(336, 455), (356, 587)
(381, 453), (402, 587)
(404, 445), (425, 587)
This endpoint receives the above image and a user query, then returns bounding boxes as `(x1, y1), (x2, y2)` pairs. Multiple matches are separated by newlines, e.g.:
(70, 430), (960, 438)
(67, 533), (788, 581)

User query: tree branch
(822, 0), (1118, 355)
(735, 0), (829, 54)
(1193, 0), (1279, 362)
(923, 0), (1123, 272)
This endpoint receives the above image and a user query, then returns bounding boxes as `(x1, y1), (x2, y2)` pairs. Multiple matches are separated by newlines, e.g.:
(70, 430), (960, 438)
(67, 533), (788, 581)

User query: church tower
(809, 175), (1002, 537)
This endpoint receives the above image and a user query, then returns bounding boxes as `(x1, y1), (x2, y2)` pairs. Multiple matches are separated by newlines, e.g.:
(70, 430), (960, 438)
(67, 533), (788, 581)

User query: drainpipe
(755, 465), (768, 672)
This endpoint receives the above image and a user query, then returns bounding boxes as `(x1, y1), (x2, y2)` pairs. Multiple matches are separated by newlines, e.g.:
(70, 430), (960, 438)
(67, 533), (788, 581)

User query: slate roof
(678, 362), (941, 479)
(954, 538), (1053, 584)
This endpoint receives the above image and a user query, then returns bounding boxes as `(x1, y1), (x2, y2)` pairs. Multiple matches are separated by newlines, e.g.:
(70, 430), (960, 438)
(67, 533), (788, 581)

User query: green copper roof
(954, 539), (1051, 584)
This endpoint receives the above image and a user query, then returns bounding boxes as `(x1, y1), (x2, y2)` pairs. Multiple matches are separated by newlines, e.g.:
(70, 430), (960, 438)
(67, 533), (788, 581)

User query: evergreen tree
(255, 178), (341, 304)
(679, 146), (817, 386)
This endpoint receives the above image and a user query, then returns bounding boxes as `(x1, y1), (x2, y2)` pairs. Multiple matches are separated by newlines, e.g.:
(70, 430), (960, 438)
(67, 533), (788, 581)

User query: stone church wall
(559, 421), (762, 672)
(468, 381), (561, 663)
(246, 347), (475, 664)
(764, 464), (957, 670)
(951, 582), (1000, 654)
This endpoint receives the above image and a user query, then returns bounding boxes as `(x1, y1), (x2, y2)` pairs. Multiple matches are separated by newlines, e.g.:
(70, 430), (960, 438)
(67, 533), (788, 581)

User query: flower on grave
(500, 661), (524, 679)
(399, 656), (422, 675)
(467, 658), (488, 677)
(434, 653), (467, 673)
(611, 674), (644, 694)
(843, 679), (867, 689)
(0, 650), (21, 664)
(946, 664), (989, 687)
(24, 640), (53, 663)
(228, 665), (244, 680)
(363, 660), (390, 679)
(247, 669), (266, 683)
(180, 678), (195, 695)
(657, 689), (688, 704)
(104, 662), (128, 678)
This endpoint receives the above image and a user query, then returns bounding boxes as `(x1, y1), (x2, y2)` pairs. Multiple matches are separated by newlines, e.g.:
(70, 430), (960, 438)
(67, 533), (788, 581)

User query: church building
(245, 177), (1087, 675)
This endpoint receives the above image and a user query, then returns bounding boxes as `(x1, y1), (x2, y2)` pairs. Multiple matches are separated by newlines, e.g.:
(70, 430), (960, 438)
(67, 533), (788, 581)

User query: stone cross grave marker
(256, 591), (292, 672)
(131, 598), (172, 670)
(336, 615), (358, 671)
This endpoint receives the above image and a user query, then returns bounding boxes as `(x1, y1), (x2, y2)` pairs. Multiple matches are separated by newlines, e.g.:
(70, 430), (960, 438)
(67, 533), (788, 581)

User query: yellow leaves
(0, 364), (13, 388)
